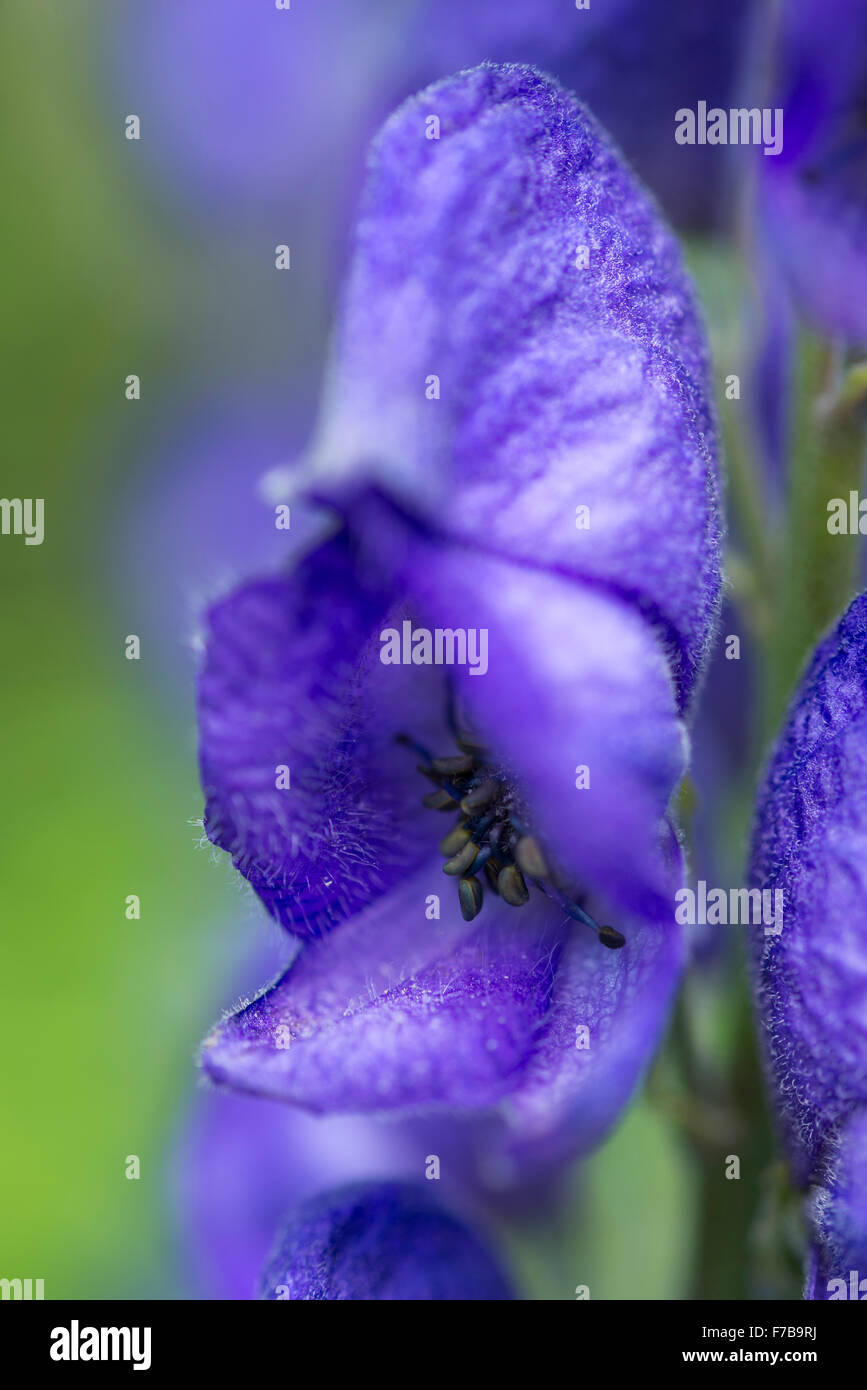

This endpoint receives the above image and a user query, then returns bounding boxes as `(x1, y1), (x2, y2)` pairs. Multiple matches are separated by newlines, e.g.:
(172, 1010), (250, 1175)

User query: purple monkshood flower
(749, 595), (867, 1298)
(757, 0), (867, 345)
(258, 1182), (514, 1301)
(196, 66), (722, 1168)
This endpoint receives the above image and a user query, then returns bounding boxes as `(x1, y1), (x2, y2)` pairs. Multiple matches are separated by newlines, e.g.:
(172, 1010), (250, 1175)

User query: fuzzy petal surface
(258, 1181), (514, 1300)
(307, 64), (721, 707)
(749, 594), (867, 1184)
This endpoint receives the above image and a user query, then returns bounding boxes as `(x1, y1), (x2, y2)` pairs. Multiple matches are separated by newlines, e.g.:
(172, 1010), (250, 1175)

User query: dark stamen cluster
(397, 731), (625, 948)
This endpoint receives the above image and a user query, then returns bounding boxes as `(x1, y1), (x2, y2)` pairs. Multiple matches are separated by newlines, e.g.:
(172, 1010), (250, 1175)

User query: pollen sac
(438, 823), (471, 857)
(443, 840), (480, 877)
(515, 835), (548, 880)
(484, 859), (502, 894)
(497, 864), (530, 907)
(458, 876), (484, 921)
(431, 754), (475, 777)
(460, 779), (498, 815)
(422, 788), (460, 811)
(598, 925), (626, 950)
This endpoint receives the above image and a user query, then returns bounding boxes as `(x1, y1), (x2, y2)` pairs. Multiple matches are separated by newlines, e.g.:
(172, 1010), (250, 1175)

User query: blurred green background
(0, 2), (707, 1300)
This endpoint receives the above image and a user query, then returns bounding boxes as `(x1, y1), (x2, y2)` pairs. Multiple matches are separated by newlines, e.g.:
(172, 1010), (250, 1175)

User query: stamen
(431, 754), (475, 777)
(422, 788), (460, 811)
(484, 859), (502, 894)
(542, 889), (625, 949)
(515, 835), (548, 880)
(460, 779), (498, 814)
(398, 728), (625, 948)
(438, 824), (471, 857)
(442, 840), (481, 876)
(458, 876), (483, 921)
(497, 864), (530, 907)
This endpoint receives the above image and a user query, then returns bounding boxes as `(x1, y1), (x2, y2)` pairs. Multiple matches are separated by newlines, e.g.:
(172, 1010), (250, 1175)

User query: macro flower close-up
(5, 0), (867, 1338)
(196, 65), (721, 1184)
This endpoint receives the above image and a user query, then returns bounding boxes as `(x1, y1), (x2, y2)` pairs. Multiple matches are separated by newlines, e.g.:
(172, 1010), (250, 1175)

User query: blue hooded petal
(258, 1181), (515, 1300)
(305, 63), (721, 708)
(757, 0), (867, 345)
(749, 593), (867, 1186)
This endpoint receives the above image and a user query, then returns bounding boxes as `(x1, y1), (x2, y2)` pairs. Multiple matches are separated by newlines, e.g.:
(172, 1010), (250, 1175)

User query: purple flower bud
(257, 1182), (514, 1300)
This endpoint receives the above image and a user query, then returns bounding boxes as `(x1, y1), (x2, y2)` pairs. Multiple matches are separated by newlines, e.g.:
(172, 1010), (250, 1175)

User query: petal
(258, 1181), (515, 1300)
(807, 1108), (867, 1299)
(749, 594), (867, 1183)
(197, 531), (452, 938)
(201, 861), (568, 1112)
(305, 63), (721, 705)
(502, 831), (685, 1165)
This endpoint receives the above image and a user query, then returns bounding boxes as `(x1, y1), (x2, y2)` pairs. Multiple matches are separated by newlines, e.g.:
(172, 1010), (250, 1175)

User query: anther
(400, 731), (624, 947)
(466, 845), (492, 876)
(442, 841), (480, 876)
(438, 823), (471, 857)
(497, 864), (530, 907)
(557, 895), (626, 949)
(431, 754), (475, 777)
(460, 779), (498, 815)
(422, 789), (460, 811)
(484, 860), (502, 894)
(458, 876), (484, 921)
(515, 835), (548, 879)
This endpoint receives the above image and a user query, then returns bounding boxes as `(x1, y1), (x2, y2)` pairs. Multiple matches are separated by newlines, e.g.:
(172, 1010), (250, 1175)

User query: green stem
(762, 340), (867, 740)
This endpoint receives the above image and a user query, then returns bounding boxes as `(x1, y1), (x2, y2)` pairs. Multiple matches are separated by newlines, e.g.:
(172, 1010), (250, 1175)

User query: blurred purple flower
(749, 594), (867, 1297)
(120, 0), (754, 232)
(757, 0), (867, 345)
(258, 1181), (514, 1301)
(173, 1077), (571, 1299)
(172, 1088), (418, 1300)
(196, 66), (721, 1166)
